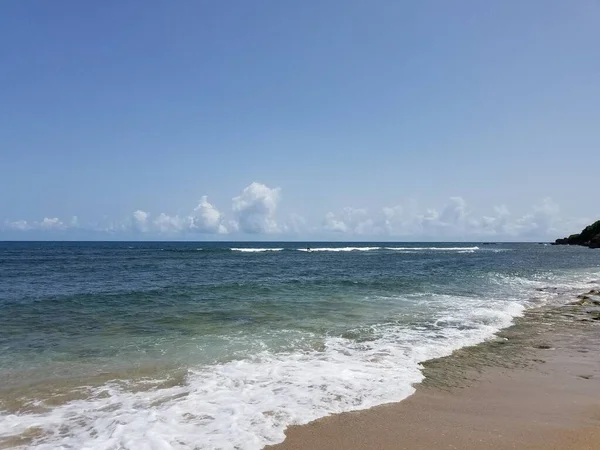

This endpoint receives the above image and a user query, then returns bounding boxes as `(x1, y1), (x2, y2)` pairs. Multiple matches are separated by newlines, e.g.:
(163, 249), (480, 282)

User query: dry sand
(268, 291), (600, 450)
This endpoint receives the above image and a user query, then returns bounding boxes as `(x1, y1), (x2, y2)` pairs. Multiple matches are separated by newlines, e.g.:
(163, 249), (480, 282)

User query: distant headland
(553, 220), (600, 249)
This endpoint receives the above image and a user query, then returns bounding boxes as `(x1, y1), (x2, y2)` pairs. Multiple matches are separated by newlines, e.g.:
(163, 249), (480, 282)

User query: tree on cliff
(554, 220), (600, 248)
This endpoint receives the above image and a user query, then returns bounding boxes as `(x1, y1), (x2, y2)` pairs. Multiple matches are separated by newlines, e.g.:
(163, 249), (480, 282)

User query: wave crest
(231, 248), (283, 252)
(385, 246), (480, 251)
(298, 247), (381, 252)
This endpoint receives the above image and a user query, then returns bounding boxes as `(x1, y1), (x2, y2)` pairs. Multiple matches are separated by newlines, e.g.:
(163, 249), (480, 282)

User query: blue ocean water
(0, 242), (598, 449)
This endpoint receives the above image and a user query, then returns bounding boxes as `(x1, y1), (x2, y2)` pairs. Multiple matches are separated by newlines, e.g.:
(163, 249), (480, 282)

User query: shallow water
(1, 242), (598, 449)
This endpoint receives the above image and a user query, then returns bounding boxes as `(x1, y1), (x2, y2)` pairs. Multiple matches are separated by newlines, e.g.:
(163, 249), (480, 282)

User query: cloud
(5, 219), (31, 231)
(322, 197), (576, 240)
(190, 196), (227, 234)
(40, 217), (65, 230)
(510, 198), (561, 237)
(5, 217), (66, 232)
(438, 197), (469, 228)
(153, 213), (186, 233)
(382, 200), (422, 236)
(479, 205), (511, 236)
(109, 183), (275, 236)
(416, 197), (476, 237)
(127, 196), (227, 235)
(323, 207), (379, 234)
(132, 210), (150, 232)
(232, 182), (281, 233)
(283, 213), (307, 234)
(1, 187), (586, 241)
(323, 212), (348, 233)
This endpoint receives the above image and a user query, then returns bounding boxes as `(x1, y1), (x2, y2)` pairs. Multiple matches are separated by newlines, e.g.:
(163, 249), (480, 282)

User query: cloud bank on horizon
(1, 182), (590, 241)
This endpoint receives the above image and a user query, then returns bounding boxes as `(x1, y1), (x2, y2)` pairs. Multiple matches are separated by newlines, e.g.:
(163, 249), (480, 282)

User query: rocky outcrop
(570, 289), (600, 321)
(553, 220), (600, 249)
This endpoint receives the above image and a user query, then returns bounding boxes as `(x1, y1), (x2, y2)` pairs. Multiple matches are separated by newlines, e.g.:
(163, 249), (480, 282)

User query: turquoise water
(1, 242), (598, 449)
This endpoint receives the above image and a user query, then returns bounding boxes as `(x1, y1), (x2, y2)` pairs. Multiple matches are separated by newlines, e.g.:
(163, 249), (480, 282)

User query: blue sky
(1, 1), (599, 240)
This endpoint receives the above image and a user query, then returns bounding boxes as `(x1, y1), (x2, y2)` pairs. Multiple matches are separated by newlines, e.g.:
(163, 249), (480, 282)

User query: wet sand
(268, 289), (600, 450)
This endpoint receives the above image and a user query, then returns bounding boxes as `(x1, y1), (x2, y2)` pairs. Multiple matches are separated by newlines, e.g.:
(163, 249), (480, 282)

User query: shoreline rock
(552, 220), (600, 249)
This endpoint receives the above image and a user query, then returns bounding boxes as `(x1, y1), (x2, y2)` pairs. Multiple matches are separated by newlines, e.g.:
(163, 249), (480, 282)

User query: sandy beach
(268, 288), (600, 450)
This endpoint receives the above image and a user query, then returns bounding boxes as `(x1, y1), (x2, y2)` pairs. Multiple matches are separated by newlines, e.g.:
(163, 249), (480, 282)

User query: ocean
(0, 242), (598, 449)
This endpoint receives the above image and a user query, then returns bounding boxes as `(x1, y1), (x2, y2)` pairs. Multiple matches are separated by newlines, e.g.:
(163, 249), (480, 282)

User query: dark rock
(590, 233), (600, 249)
(554, 220), (600, 248)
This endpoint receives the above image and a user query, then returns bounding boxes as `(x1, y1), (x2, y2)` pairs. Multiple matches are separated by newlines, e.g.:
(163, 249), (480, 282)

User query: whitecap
(298, 247), (381, 252)
(385, 246), (480, 251)
(231, 248), (284, 252)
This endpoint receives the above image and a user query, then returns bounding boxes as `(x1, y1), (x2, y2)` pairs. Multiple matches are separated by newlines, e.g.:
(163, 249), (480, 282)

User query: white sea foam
(0, 300), (529, 449)
(298, 247), (381, 252)
(385, 246), (480, 251)
(2, 270), (598, 450)
(231, 248), (284, 252)
(232, 246), (484, 253)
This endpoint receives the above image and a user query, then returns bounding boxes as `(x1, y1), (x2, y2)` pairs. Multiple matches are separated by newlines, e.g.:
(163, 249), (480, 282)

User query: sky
(1, 1), (599, 241)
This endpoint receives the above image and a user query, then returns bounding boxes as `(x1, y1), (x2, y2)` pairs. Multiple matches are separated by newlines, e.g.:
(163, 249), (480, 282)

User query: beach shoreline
(268, 287), (600, 450)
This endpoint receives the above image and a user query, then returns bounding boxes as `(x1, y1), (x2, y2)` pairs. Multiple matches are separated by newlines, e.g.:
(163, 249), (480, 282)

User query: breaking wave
(231, 248), (284, 252)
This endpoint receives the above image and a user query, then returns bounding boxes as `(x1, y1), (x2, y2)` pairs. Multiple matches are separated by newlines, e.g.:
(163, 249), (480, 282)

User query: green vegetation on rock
(554, 220), (600, 248)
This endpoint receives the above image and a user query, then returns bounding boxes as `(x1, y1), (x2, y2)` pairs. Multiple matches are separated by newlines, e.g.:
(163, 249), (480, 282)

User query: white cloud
(323, 207), (379, 235)
(417, 197), (474, 237)
(283, 213), (307, 234)
(127, 197), (227, 235)
(190, 196), (227, 234)
(439, 196), (469, 228)
(323, 212), (348, 233)
(39, 217), (65, 230)
(232, 182), (281, 233)
(510, 198), (561, 237)
(228, 219), (240, 232)
(479, 205), (511, 236)
(382, 201), (422, 236)
(5, 219), (31, 231)
(4, 217), (66, 232)
(132, 210), (150, 233)
(153, 213), (187, 233)
(1, 189), (586, 241)
(322, 197), (575, 240)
